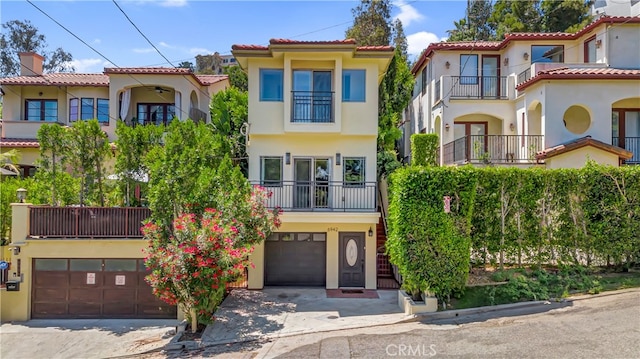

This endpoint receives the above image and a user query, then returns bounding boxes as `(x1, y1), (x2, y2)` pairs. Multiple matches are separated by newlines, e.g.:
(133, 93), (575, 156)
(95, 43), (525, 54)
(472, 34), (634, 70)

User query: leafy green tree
(346, 0), (393, 46)
(447, 0), (495, 41)
(37, 123), (70, 205)
(391, 19), (408, 60)
(223, 65), (248, 92)
(1, 149), (21, 175)
(210, 87), (249, 175)
(177, 61), (195, 71)
(490, 0), (542, 39)
(0, 19), (74, 77)
(114, 121), (165, 206)
(541, 0), (592, 33)
(0, 177), (39, 245)
(65, 120), (111, 206)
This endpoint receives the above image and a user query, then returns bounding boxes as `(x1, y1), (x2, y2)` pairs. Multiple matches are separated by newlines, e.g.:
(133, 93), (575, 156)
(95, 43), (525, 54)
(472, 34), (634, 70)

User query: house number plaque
(327, 227), (338, 232)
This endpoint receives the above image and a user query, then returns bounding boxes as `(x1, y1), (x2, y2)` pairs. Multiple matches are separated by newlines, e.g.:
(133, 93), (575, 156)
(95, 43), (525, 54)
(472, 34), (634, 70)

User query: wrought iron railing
(442, 135), (544, 165)
(253, 181), (376, 211)
(613, 137), (640, 164)
(449, 76), (508, 99)
(517, 68), (532, 85)
(29, 206), (151, 238)
(291, 91), (334, 123)
(189, 107), (208, 123)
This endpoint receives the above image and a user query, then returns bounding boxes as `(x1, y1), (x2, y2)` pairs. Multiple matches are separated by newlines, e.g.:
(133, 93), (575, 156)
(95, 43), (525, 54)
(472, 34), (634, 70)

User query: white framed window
(343, 157), (365, 187)
(460, 54), (478, 85)
(261, 156), (282, 187)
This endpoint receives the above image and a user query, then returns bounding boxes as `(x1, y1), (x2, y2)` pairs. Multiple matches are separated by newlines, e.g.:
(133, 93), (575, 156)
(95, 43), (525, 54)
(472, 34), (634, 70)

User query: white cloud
(93, 39), (101, 45)
(159, 0), (187, 7)
(159, 41), (175, 49)
(394, 0), (424, 27)
(189, 47), (213, 55)
(406, 31), (446, 57)
(132, 47), (155, 54)
(68, 58), (109, 73)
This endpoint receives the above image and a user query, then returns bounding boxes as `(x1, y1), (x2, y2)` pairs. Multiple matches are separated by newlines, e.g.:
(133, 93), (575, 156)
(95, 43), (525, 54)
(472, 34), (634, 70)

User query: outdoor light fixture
(10, 246), (20, 255)
(445, 123), (450, 132)
(523, 52), (529, 61)
(510, 123), (515, 131)
(368, 227), (373, 237)
(503, 58), (509, 66)
(595, 39), (602, 48)
(336, 153), (341, 165)
(285, 152), (291, 165)
(16, 188), (27, 203)
(445, 61), (450, 69)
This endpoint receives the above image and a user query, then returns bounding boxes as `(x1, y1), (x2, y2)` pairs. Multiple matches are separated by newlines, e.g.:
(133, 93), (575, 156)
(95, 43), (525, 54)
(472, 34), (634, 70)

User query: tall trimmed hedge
(410, 134), (439, 167)
(387, 166), (476, 302)
(387, 163), (640, 302)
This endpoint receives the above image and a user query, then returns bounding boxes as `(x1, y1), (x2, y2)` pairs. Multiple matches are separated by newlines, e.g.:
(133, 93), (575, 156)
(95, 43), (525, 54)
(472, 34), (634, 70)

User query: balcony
(291, 91), (334, 123)
(441, 135), (544, 165)
(254, 181), (376, 212)
(613, 137), (640, 164)
(29, 206), (151, 238)
(449, 76), (508, 100)
(189, 107), (208, 123)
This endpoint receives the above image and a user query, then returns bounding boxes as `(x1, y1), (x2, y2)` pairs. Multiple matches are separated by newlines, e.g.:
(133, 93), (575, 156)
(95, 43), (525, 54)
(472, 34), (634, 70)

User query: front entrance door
(339, 232), (365, 287)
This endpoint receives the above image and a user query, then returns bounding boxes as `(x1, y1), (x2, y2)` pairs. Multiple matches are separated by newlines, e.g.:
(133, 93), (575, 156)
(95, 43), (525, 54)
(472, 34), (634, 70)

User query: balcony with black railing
(442, 135), (544, 165)
(291, 91), (334, 123)
(449, 76), (508, 100)
(253, 181), (376, 212)
(613, 137), (640, 164)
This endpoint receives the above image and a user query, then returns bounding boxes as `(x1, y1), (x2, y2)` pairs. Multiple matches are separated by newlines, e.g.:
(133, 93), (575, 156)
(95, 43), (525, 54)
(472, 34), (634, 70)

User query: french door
(612, 109), (640, 163)
(294, 158), (330, 209)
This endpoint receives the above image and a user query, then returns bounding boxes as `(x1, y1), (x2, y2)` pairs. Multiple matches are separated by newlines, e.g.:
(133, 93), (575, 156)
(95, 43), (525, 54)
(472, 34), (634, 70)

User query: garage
(31, 258), (176, 319)
(264, 233), (326, 286)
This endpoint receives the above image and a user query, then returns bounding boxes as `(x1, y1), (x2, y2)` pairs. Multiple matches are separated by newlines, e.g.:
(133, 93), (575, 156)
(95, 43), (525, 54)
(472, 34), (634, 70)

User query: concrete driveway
(202, 288), (408, 345)
(0, 319), (178, 359)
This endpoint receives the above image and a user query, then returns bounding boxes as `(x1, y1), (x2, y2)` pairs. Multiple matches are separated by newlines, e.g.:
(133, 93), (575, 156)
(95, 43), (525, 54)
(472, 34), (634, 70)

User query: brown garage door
(32, 258), (176, 319)
(265, 233), (326, 286)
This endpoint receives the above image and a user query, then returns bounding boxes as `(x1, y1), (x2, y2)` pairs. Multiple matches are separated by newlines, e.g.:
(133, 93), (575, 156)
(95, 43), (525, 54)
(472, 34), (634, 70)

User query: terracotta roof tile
(0, 73), (109, 86)
(536, 136), (633, 161)
(518, 67), (640, 90)
(0, 138), (40, 148)
(231, 44), (269, 51)
(270, 39), (356, 45)
(356, 45), (394, 51)
(411, 16), (640, 74)
(103, 67), (193, 75)
(194, 74), (229, 85)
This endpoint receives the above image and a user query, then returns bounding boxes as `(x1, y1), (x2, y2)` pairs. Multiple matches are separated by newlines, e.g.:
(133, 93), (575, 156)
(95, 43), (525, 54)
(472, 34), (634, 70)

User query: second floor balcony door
(294, 158), (330, 209)
(455, 122), (487, 161)
(482, 56), (499, 98)
(613, 110), (640, 164)
(293, 70), (332, 123)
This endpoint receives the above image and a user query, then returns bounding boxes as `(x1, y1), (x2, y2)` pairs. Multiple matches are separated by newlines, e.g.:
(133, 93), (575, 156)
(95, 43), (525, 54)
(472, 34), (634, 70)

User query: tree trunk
(190, 307), (198, 334)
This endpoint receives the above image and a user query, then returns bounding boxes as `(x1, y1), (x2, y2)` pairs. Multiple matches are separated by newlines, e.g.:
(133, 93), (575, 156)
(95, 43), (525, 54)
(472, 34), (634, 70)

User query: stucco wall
(608, 25), (640, 69)
(544, 146), (620, 169)
(247, 214), (379, 290)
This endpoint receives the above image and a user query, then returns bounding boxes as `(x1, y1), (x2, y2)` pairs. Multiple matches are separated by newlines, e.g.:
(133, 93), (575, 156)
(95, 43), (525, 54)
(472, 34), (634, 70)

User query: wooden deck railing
(29, 206), (151, 238)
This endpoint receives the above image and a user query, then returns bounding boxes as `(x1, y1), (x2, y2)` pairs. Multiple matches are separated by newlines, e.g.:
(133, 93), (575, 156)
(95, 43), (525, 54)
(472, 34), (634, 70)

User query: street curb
(403, 300), (550, 323)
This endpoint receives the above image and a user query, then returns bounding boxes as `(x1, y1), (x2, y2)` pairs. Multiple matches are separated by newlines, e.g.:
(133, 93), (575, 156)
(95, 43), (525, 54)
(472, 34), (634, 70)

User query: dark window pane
(35, 259), (68, 271)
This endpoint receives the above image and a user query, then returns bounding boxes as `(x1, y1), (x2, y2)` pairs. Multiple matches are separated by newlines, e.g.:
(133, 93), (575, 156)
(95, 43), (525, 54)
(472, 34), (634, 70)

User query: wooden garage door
(265, 233), (326, 286)
(32, 258), (176, 319)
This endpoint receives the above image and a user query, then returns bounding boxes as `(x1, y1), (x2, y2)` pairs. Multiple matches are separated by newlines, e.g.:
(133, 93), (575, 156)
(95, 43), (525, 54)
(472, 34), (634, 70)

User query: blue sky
(2, 0), (467, 73)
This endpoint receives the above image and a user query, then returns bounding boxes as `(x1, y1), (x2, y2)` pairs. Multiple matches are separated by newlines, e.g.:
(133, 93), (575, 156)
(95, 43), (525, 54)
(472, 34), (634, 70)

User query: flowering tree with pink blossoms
(143, 186), (280, 332)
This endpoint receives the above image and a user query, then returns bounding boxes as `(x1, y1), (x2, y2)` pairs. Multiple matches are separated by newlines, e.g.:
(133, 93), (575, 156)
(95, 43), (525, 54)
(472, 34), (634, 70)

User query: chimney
(18, 52), (44, 76)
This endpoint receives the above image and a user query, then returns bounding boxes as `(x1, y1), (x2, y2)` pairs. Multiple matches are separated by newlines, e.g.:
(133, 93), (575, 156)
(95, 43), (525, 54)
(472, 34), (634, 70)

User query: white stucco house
(402, 16), (640, 168)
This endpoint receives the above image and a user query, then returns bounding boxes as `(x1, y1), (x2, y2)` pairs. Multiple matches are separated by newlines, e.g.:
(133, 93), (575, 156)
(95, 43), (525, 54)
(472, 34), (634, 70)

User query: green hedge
(387, 163), (640, 302)
(410, 134), (438, 167)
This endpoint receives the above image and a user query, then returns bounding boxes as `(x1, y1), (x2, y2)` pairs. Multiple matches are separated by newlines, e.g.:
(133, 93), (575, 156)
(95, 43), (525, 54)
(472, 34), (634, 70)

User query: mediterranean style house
(401, 16), (640, 168)
(232, 39), (393, 289)
(0, 52), (229, 175)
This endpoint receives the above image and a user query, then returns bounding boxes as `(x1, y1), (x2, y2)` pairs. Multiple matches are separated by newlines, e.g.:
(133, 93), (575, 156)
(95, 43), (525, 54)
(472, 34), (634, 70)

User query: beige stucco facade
(0, 203), (180, 322)
(234, 40), (392, 289)
(543, 146), (620, 169)
(404, 16), (640, 168)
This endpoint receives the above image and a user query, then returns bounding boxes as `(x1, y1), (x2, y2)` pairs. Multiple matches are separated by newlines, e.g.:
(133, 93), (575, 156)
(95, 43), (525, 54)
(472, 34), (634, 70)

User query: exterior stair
(376, 206), (399, 289)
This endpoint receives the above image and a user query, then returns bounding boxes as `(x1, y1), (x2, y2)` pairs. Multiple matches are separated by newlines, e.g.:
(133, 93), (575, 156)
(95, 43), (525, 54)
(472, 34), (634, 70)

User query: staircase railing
(377, 177), (403, 285)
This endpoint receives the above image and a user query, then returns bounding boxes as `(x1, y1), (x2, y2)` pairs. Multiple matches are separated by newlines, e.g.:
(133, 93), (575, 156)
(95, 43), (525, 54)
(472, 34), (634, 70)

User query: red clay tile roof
(231, 44), (269, 51)
(0, 73), (109, 86)
(356, 45), (394, 51)
(517, 67), (640, 90)
(194, 75), (229, 85)
(103, 67), (193, 75)
(0, 138), (40, 148)
(536, 136), (633, 161)
(411, 16), (640, 74)
(270, 38), (357, 45)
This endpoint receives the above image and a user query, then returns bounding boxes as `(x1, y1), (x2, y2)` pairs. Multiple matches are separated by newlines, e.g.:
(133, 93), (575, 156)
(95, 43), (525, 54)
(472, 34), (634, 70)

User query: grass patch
(449, 267), (640, 310)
